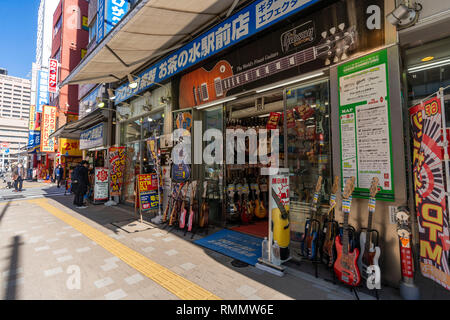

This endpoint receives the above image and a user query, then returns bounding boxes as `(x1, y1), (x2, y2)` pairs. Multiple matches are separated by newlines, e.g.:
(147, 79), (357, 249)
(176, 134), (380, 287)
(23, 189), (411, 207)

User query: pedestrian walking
(55, 164), (63, 188)
(12, 162), (25, 192)
(72, 160), (90, 208)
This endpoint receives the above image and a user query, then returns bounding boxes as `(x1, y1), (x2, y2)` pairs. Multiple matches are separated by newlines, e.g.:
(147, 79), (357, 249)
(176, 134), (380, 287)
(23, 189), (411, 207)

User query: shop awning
(60, 0), (243, 86)
(49, 109), (108, 139)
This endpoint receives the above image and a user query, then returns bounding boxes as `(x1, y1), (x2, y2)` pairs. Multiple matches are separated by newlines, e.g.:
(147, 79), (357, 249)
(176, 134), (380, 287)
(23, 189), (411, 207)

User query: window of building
(54, 16), (62, 37)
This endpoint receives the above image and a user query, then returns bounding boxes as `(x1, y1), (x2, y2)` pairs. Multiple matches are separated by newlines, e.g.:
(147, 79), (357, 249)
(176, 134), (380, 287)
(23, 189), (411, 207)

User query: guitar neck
(365, 198), (375, 251)
(221, 47), (316, 91)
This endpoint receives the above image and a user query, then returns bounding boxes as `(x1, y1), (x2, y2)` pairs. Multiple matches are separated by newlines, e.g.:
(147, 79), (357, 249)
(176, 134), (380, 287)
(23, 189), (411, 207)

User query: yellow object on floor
(31, 198), (220, 300)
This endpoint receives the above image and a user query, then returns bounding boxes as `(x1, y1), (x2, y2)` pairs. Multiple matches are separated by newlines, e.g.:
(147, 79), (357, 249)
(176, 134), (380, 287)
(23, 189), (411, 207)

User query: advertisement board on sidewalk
(409, 97), (450, 290)
(94, 167), (109, 201)
(136, 173), (159, 212)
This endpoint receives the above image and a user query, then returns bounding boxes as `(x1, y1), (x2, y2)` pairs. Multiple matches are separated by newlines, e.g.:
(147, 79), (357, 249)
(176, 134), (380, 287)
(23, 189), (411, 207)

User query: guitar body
(358, 232), (381, 279)
(334, 235), (361, 286)
(321, 221), (338, 267)
(240, 197), (251, 224)
(179, 203), (187, 229)
(301, 220), (311, 256)
(187, 206), (195, 231)
(179, 60), (233, 109)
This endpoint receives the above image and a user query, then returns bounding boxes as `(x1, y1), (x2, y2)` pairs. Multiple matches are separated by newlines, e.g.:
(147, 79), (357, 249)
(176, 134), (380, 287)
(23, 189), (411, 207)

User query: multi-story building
(0, 68), (7, 76)
(0, 72), (31, 166)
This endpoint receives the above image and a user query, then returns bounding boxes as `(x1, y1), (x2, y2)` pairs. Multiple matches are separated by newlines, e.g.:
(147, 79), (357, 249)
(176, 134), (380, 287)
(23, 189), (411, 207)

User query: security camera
(386, 3), (420, 27)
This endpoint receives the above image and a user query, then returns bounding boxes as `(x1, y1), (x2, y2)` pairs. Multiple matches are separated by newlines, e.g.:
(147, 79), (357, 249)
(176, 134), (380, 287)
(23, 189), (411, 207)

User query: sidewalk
(45, 194), (404, 300)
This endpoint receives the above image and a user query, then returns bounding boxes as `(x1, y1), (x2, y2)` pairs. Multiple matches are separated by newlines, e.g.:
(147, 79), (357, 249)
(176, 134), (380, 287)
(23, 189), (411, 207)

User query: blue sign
(106, 0), (130, 34)
(36, 70), (49, 112)
(114, 0), (320, 103)
(97, 0), (106, 43)
(28, 131), (41, 150)
(80, 123), (105, 150)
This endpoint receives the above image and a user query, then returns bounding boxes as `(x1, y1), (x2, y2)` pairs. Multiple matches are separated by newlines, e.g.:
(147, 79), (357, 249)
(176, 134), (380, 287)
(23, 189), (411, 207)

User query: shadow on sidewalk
(3, 235), (23, 300)
(0, 201), (11, 225)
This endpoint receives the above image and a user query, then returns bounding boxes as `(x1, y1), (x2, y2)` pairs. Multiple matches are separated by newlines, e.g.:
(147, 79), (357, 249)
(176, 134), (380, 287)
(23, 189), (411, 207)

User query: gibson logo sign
(280, 21), (315, 54)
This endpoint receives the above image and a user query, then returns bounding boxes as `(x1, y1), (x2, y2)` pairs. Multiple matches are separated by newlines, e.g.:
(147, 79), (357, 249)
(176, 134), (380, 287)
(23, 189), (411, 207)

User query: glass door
(202, 106), (224, 226)
(285, 80), (331, 242)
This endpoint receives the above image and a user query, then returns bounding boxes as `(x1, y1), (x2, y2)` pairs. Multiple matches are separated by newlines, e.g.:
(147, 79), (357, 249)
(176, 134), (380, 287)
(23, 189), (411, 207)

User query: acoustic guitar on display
(179, 23), (356, 109)
(169, 182), (189, 226)
(358, 177), (381, 289)
(180, 180), (197, 229)
(334, 176), (361, 287)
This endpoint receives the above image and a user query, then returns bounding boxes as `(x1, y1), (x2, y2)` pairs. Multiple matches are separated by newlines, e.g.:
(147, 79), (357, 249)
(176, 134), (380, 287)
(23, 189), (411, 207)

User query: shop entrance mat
(111, 219), (154, 233)
(230, 220), (268, 239)
(194, 229), (262, 266)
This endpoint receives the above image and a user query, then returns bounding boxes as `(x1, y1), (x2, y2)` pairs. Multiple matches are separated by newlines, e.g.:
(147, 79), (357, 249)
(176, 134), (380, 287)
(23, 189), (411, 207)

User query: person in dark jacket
(55, 164), (63, 188)
(72, 160), (90, 208)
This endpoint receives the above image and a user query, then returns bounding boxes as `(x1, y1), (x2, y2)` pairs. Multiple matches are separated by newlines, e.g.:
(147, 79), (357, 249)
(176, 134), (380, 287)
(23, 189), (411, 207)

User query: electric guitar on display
(199, 181), (209, 228)
(179, 23), (356, 109)
(180, 181), (197, 229)
(321, 175), (340, 267)
(240, 183), (252, 224)
(254, 182), (267, 219)
(169, 182), (188, 226)
(334, 176), (361, 287)
(301, 176), (323, 260)
(358, 177), (381, 287)
(187, 181), (198, 232)
(163, 183), (180, 223)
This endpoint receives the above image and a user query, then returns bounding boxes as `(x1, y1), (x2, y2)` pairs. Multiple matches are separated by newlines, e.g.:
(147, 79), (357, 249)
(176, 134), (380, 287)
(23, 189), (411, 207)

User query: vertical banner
(409, 97), (450, 290)
(36, 70), (49, 112)
(108, 146), (126, 196)
(94, 167), (109, 201)
(105, 0), (130, 34)
(41, 105), (57, 153)
(338, 49), (394, 200)
(97, 0), (106, 43)
(48, 59), (58, 93)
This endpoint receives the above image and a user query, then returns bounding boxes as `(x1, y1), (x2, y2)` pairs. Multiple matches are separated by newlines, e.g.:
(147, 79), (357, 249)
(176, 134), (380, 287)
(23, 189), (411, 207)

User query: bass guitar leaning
(321, 175), (340, 267)
(334, 177), (361, 287)
(301, 176), (323, 260)
(358, 177), (381, 289)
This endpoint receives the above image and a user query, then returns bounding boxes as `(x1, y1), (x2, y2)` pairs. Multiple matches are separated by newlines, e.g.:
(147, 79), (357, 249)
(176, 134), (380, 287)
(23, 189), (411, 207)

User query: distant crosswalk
(0, 187), (68, 202)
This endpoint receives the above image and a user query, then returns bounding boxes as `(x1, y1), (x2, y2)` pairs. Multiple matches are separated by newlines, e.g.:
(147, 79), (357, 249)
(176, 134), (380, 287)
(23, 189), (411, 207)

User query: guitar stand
(350, 287), (360, 300)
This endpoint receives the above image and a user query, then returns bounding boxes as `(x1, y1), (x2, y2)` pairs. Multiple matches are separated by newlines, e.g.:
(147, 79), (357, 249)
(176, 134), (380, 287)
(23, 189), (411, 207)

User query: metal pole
(438, 87), (450, 224)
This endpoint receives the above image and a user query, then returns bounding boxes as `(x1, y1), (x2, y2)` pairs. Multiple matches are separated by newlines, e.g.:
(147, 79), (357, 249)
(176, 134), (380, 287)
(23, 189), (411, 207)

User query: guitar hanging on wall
(179, 23), (356, 109)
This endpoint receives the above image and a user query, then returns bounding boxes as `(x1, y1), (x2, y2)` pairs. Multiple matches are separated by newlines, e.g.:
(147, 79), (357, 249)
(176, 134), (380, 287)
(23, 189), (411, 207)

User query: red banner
(409, 97), (450, 290)
(49, 59), (58, 93)
(41, 105), (57, 153)
(108, 147), (126, 196)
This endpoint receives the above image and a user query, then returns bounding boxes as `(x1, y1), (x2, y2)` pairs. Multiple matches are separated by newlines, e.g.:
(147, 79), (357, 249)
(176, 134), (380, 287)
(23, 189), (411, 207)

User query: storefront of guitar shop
(111, 0), (416, 292)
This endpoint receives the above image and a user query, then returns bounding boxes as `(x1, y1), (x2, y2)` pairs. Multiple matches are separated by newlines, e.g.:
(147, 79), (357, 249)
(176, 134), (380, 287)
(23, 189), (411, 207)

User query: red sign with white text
(49, 59), (58, 93)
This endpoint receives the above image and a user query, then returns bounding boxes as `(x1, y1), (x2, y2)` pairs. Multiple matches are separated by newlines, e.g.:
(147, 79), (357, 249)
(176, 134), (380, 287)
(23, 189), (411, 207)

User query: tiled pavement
(0, 191), (403, 300)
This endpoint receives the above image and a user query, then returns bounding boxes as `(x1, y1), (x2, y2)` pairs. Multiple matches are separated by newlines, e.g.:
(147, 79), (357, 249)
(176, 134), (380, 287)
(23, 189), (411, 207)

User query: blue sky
(0, 1), (40, 79)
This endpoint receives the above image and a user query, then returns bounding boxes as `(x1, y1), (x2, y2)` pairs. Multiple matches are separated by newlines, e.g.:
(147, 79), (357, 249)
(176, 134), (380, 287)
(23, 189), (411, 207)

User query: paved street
(0, 183), (402, 300)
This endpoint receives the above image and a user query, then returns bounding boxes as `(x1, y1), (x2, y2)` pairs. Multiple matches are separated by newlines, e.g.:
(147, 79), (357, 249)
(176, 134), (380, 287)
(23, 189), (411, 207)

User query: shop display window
(285, 81), (331, 242)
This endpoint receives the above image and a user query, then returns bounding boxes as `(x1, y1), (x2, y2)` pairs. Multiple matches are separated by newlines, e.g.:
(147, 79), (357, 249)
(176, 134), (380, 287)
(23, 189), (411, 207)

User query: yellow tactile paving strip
(31, 198), (221, 300)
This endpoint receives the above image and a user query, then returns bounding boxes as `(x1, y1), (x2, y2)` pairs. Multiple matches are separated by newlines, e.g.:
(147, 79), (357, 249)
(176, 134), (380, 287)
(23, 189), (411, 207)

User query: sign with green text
(338, 49), (394, 201)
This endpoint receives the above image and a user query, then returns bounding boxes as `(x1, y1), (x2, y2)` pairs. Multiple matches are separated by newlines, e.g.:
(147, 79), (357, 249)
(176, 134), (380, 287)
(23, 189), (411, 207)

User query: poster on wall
(338, 49), (394, 201)
(137, 174), (159, 212)
(41, 105), (57, 153)
(108, 146), (126, 196)
(94, 167), (109, 201)
(177, 0), (385, 109)
(409, 97), (450, 290)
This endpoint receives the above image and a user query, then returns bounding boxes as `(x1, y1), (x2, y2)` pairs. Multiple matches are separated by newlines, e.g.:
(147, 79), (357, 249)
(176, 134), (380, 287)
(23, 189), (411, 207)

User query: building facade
(0, 73), (31, 167)
(50, 0), (450, 296)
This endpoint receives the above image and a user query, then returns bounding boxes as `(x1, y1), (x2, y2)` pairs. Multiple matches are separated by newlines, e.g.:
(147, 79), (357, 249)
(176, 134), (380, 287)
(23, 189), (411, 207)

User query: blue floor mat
(194, 229), (262, 266)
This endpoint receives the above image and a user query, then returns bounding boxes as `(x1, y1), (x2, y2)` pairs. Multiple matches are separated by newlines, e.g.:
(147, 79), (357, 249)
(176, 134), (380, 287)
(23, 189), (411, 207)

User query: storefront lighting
(107, 89), (116, 100)
(407, 58), (450, 73)
(256, 72), (325, 93)
(127, 74), (138, 89)
(86, 108), (92, 113)
(196, 97), (237, 110)
(148, 117), (153, 122)
(258, 113), (271, 118)
(421, 56), (434, 62)
(97, 101), (105, 108)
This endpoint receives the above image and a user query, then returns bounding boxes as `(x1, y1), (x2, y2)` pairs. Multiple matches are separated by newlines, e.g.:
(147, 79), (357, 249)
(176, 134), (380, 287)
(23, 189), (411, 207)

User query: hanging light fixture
(128, 74), (138, 89)
(107, 88), (116, 100)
